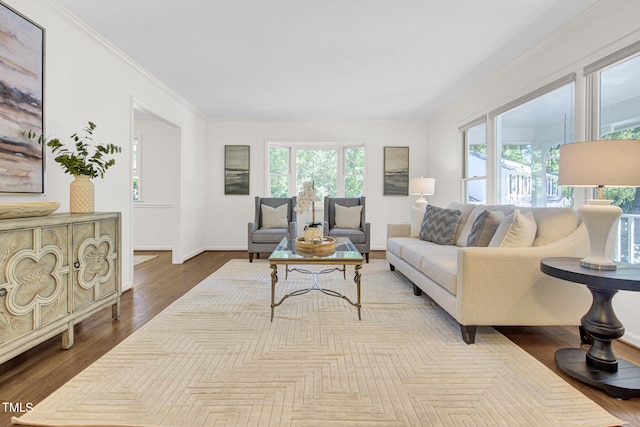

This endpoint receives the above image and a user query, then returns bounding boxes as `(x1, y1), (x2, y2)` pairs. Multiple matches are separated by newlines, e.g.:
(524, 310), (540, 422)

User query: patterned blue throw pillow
(419, 205), (462, 245)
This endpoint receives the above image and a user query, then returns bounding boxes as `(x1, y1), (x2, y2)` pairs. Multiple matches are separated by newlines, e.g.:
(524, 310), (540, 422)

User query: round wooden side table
(541, 257), (640, 400)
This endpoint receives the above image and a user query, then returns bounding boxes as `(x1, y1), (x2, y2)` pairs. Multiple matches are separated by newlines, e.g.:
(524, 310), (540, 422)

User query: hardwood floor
(2, 250), (639, 426)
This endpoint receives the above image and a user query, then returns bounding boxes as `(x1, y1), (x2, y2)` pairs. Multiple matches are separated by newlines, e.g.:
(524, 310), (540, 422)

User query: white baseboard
(621, 332), (640, 350)
(181, 248), (205, 263)
(134, 245), (173, 251)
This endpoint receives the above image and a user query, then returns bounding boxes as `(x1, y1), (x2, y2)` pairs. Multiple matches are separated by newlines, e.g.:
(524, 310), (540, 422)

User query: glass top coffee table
(268, 236), (364, 321)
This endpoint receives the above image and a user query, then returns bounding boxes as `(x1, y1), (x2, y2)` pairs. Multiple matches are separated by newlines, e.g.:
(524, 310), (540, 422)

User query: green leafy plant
(24, 121), (121, 179)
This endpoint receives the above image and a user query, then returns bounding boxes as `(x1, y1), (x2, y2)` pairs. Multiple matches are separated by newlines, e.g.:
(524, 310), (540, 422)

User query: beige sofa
(386, 203), (593, 344)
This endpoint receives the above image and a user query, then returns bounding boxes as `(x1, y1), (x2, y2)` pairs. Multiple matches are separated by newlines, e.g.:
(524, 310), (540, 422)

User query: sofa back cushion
(419, 205), (462, 245)
(409, 205), (426, 238)
(447, 202), (479, 245)
(525, 207), (581, 246)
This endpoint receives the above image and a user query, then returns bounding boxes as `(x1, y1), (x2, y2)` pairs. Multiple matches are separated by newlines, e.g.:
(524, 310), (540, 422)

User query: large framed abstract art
(0, 2), (45, 193)
(224, 145), (250, 195)
(383, 146), (409, 195)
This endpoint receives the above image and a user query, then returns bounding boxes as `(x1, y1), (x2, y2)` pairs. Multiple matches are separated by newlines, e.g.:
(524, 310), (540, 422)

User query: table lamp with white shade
(409, 176), (435, 208)
(558, 139), (640, 270)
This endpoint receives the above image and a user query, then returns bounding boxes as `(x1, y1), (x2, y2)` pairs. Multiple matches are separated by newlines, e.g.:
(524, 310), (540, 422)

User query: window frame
(265, 140), (366, 201)
(487, 73), (577, 206)
(584, 43), (640, 264)
(132, 136), (141, 202)
(460, 117), (488, 203)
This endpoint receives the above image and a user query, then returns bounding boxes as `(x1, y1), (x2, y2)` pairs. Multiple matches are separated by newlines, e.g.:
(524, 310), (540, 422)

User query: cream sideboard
(0, 212), (120, 364)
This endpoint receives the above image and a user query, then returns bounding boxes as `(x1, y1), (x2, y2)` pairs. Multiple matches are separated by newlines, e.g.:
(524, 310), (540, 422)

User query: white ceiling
(55, 0), (600, 120)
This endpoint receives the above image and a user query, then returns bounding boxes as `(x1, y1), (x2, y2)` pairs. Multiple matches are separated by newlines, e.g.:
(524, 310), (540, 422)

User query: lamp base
(580, 259), (617, 271)
(579, 200), (622, 271)
(415, 197), (428, 208)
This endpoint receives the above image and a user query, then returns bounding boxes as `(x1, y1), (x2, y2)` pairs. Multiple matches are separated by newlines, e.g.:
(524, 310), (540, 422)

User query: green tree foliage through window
(296, 149), (337, 199)
(268, 143), (365, 199)
(345, 147), (364, 197)
(269, 146), (289, 197)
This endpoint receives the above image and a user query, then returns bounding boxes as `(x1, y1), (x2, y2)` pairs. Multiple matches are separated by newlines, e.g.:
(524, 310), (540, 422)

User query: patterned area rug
(14, 260), (624, 426)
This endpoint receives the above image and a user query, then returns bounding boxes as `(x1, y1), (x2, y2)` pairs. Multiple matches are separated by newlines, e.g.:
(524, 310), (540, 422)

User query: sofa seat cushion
(422, 255), (458, 295)
(252, 228), (289, 243)
(328, 227), (366, 244)
(401, 241), (459, 272)
(387, 237), (418, 258)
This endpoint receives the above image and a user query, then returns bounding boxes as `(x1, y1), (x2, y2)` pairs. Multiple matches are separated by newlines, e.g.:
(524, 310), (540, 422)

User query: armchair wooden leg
(365, 253), (369, 263)
(249, 252), (253, 263)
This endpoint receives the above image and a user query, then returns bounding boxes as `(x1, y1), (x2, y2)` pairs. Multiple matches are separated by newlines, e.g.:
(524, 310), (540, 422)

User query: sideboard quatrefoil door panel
(0, 226), (70, 344)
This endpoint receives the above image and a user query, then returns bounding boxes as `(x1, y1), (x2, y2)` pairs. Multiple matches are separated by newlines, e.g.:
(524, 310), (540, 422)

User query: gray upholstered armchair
(247, 196), (297, 262)
(323, 196), (370, 262)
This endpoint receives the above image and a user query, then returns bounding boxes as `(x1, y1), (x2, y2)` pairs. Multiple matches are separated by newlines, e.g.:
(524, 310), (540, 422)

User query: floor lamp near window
(558, 140), (640, 270)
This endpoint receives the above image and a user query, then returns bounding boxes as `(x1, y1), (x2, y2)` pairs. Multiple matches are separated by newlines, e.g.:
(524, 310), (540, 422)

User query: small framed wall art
(0, 2), (45, 193)
(224, 145), (250, 195)
(383, 146), (409, 195)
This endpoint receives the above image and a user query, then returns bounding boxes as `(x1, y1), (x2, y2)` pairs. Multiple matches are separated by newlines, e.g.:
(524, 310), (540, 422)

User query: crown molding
(48, 0), (206, 121)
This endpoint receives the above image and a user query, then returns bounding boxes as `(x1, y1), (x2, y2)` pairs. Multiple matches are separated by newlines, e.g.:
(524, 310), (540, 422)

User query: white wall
(425, 0), (640, 346)
(205, 120), (429, 251)
(2, 0), (208, 290)
(133, 117), (180, 255)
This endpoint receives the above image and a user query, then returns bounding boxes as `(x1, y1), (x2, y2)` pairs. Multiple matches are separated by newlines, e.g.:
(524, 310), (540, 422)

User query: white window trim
(132, 135), (142, 202)
(265, 139), (366, 200)
(460, 117), (488, 203)
(489, 74), (577, 205)
(583, 45), (640, 206)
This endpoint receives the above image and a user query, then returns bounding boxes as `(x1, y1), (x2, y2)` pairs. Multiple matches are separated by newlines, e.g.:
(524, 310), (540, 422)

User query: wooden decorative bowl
(294, 236), (336, 255)
(0, 202), (60, 220)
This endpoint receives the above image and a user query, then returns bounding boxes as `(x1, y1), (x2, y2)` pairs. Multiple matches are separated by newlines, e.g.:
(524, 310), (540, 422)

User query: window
(132, 136), (140, 201)
(491, 76), (575, 207)
(269, 146), (289, 198)
(586, 47), (640, 263)
(344, 146), (364, 198)
(267, 142), (365, 200)
(461, 120), (487, 203)
(295, 148), (337, 200)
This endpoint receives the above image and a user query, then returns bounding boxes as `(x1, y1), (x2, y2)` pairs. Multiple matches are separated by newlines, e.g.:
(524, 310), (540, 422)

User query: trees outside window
(268, 142), (365, 201)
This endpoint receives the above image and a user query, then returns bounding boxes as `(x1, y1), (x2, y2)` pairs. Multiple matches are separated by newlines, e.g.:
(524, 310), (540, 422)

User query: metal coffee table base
(270, 264), (362, 321)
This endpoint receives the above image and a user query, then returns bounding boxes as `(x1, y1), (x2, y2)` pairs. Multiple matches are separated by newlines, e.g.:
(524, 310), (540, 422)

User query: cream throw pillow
(261, 203), (288, 229)
(410, 205), (426, 238)
(335, 204), (362, 229)
(489, 209), (537, 247)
